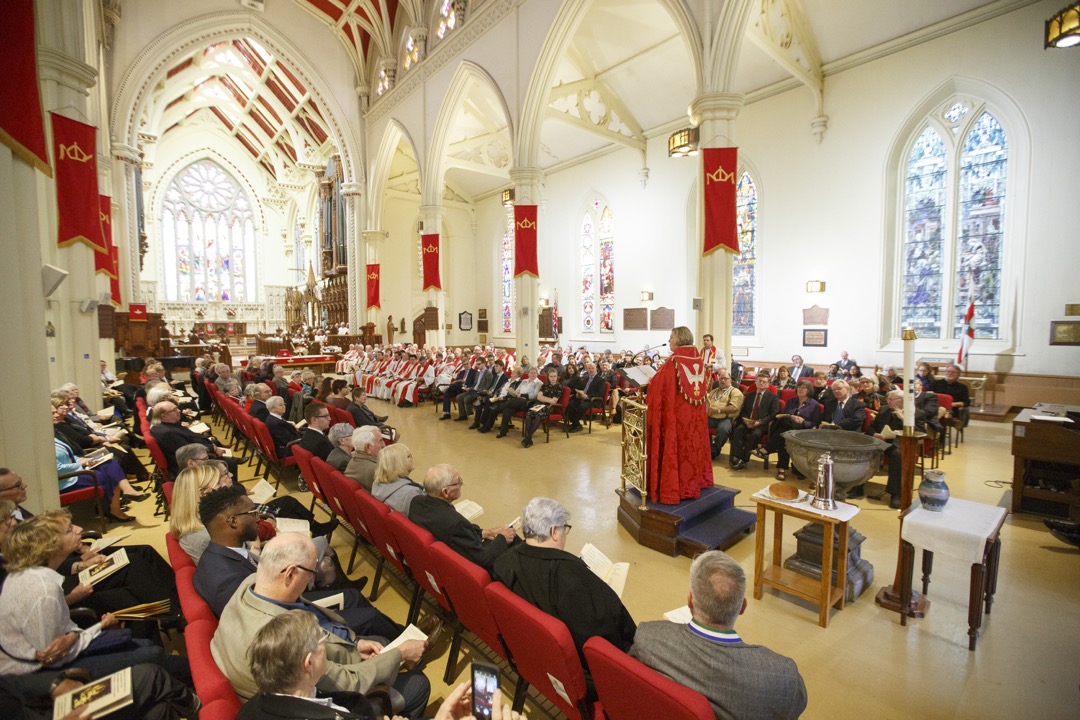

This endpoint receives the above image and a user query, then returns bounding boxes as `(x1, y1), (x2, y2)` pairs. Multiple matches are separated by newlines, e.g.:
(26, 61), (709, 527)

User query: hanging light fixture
(668, 127), (700, 157)
(1046, 3), (1080, 47)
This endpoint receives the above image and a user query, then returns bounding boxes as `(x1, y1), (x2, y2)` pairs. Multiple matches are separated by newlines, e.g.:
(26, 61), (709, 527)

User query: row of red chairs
(288, 443), (712, 719)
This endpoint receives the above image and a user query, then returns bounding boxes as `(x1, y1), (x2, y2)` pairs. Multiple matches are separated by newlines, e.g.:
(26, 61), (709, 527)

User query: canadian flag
(957, 300), (975, 364)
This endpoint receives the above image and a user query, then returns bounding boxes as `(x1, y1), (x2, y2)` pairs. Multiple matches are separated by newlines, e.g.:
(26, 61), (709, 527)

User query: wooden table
(751, 490), (860, 628)
(899, 498), (1007, 650)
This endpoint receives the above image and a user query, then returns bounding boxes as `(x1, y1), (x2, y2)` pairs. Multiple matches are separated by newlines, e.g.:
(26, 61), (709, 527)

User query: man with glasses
(408, 464), (517, 575)
(150, 401), (242, 478)
(212, 533), (431, 718)
(494, 497), (636, 665)
(298, 403), (335, 461)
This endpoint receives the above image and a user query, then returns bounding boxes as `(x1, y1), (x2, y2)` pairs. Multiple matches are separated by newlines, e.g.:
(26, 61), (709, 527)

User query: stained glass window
(501, 207), (514, 334)
(403, 35), (419, 72)
(901, 127), (947, 338)
(579, 200), (615, 334)
(377, 69), (391, 96)
(900, 105), (1007, 340)
(436, 1), (458, 40)
(160, 160), (257, 302)
(955, 112), (1006, 339)
(293, 217), (305, 285)
(732, 172), (757, 336)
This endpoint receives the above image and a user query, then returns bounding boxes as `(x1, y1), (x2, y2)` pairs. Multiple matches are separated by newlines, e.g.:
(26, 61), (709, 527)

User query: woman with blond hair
(169, 464), (223, 563)
(0, 510), (189, 682)
(371, 443), (423, 514)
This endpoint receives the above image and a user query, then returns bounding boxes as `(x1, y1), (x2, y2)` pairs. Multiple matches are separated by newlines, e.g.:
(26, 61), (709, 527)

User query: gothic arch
(517, 0), (704, 169)
(422, 60), (515, 207)
(369, 119), (423, 228)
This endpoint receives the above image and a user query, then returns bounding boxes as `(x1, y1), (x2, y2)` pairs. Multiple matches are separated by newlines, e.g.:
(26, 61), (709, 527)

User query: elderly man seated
(211, 533), (430, 717)
(630, 551), (807, 720)
(408, 464), (517, 575)
(149, 400), (242, 478)
(494, 497), (635, 668)
(930, 364), (971, 426)
(343, 426), (384, 492)
(326, 423), (355, 472)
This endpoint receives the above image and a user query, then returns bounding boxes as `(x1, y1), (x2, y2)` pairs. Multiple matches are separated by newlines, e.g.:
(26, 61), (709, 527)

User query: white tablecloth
(901, 498), (1007, 564)
(751, 488), (860, 523)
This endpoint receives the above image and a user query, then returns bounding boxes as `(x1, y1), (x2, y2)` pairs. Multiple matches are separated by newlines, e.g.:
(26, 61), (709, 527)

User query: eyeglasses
(283, 563), (318, 576)
(560, 524), (573, 535)
(314, 414), (330, 420)
(231, 508), (259, 520)
(447, 479), (464, 488)
(0, 479), (26, 492)
(317, 629), (331, 645)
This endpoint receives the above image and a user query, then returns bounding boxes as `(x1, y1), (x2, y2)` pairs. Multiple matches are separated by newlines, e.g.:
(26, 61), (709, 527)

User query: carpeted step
(677, 506), (757, 552)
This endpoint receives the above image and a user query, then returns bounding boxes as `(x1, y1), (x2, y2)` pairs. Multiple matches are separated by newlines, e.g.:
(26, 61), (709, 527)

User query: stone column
(509, 166), (544, 364)
(419, 204), (447, 348)
(689, 92), (743, 365)
(36, 1), (102, 402)
(341, 181), (363, 332)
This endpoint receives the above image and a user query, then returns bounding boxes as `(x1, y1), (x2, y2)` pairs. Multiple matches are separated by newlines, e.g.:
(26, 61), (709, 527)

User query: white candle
(902, 328), (916, 433)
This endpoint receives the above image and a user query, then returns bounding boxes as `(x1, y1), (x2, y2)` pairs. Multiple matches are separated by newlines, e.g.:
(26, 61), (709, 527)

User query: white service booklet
(275, 517), (311, 536)
(249, 478), (277, 504)
(663, 605), (693, 624)
(453, 499), (484, 522)
(188, 421), (211, 434)
(381, 623), (429, 653)
(78, 548), (130, 587)
(52, 666), (133, 719)
(87, 531), (133, 554)
(580, 542), (629, 598)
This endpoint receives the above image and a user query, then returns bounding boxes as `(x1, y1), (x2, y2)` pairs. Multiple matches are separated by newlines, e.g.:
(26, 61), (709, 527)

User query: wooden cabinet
(1011, 405), (1080, 520)
(114, 311), (166, 358)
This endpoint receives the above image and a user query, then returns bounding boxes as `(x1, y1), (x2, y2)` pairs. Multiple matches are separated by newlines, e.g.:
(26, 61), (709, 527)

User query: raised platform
(617, 485), (756, 558)
(970, 404), (1012, 422)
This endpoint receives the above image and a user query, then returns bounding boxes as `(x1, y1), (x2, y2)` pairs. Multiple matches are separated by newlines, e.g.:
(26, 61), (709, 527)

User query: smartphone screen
(471, 661), (500, 719)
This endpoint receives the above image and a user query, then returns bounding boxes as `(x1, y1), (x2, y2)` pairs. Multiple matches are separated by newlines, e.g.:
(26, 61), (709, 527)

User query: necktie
(583, 375), (594, 394)
(751, 393), (761, 419)
(834, 400), (845, 424)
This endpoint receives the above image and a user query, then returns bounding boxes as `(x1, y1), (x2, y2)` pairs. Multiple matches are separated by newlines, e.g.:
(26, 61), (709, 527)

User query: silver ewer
(810, 451), (837, 511)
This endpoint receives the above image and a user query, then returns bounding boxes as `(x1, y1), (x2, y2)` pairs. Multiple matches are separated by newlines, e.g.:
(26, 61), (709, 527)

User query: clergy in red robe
(646, 326), (714, 504)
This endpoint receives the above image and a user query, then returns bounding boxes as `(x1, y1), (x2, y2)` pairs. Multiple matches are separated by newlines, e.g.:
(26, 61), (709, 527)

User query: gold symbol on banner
(705, 165), (735, 185)
(100, 212), (110, 224)
(367, 272), (379, 280)
(516, 217), (536, 230)
(680, 361), (707, 396)
(423, 244), (438, 254)
(59, 142), (94, 163)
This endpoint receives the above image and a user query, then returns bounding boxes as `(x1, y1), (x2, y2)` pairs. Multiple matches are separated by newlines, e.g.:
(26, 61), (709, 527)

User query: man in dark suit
(821, 379), (867, 431)
(193, 487), (390, 635)
(264, 396), (301, 458)
(729, 374), (780, 470)
(298, 402), (334, 461)
(249, 383), (272, 422)
(455, 359), (495, 421)
(467, 360), (510, 429)
(789, 355), (814, 382)
(564, 360), (605, 433)
(914, 380), (942, 433)
(149, 401), (240, 478)
(836, 350), (857, 373)
(438, 364), (478, 420)
(867, 390), (906, 508)
(409, 464), (517, 575)
(630, 550), (807, 720)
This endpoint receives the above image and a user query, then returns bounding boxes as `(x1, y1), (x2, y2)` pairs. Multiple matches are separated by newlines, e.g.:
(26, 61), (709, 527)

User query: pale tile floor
(108, 400), (1079, 720)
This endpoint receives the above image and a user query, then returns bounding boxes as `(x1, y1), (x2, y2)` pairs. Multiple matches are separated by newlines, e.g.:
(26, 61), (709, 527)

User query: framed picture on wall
(802, 329), (828, 347)
(458, 311), (473, 332)
(479, 334), (487, 344)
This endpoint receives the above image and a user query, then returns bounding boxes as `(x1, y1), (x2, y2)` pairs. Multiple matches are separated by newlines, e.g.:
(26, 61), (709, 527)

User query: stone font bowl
(782, 429), (889, 500)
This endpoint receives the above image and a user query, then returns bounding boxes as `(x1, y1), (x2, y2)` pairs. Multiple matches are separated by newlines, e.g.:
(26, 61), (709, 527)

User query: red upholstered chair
(484, 582), (595, 718)
(58, 469), (106, 533)
(184, 618), (242, 720)
(164, 529), (194, 572)
(161, 481), (175, 512)
(323, 467), (381, 576)
(144, 431), (173, 484)
(385, 511), (450, 626)
(583, 636), (713, 720)
(249, 417), (298, 488)
(174, 566), (216, 624)
(352, 487), (415, 602)
(428, 541), (514, 686)
(542, 385), (573, 442)
(584, 382), (611, 433)
(328, 403), (355, 428)
(780, 388), (797, 405)
(934, 392), (954, 459)
(290, 444), (329, 515)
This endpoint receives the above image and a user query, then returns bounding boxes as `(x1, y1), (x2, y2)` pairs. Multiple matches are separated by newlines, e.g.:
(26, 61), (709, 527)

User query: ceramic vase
(918, 469), (950, 512)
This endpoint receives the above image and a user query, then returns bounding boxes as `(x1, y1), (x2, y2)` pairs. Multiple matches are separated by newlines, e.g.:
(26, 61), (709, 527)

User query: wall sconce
(501, 188), (516, 205)
(667, 127), (699, 157)
(805, 281), (826, 293)
(538, 297), (550, 308)
(1046, 2), (1080, 47)
(640, 290), (654, 302)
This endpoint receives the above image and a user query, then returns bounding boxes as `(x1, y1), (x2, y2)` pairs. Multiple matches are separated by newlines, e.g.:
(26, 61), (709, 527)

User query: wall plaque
(623, 308), (647, 331)
(650, 307), (675, 330)
(1050, 320), (1080, 346)
(803, 329), (828, 347)
(803, 305), (829, 325)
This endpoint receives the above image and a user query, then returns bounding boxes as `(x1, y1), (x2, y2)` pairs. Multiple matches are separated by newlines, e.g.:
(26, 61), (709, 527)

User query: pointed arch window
(436, 0), (459, 41)
(403, 34), (420, 72)
(733, 172), (758, 336)
(501, 206), (514, 334)
(161, 160), (257, 302)
(580, 199), (615, 334)
(900, 103), (1007, 339)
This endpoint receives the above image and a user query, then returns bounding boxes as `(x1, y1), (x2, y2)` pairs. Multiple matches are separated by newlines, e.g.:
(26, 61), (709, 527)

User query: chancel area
(2, 1), (1079, 719)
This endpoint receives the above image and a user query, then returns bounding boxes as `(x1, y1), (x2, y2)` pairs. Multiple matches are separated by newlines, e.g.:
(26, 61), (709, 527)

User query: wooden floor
(105, 397), (1080, 720)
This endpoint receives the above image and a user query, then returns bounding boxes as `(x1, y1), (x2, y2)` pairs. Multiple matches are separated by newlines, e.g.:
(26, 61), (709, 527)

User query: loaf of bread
(768, 482), (799, 500)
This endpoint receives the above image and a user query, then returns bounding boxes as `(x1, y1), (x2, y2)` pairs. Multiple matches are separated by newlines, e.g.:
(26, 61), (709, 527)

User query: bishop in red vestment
(646, 327), (714, 504)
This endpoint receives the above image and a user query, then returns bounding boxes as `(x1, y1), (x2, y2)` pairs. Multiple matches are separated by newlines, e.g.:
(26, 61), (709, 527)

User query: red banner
(514, 205), (539, 278)
(108, 242), (121, 307)
(95, 195), (113, 274)
(421, 233), (442, 291)
(52, 113), (104, 252)
(366, 264), (380, 309)
(702, 147), (739, 256)
(129, 304), (147, 322)
(0, 0), (50, 175)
